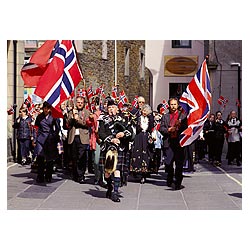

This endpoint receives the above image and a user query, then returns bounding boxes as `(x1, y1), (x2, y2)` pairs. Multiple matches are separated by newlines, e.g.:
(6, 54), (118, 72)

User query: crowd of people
(12, 94), (242, 202)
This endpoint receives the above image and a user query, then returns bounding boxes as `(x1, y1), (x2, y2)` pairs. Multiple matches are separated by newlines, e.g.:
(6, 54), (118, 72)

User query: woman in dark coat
(130, 104), (154, 184)
(13, 107), (33, 165)
(33, 102), (60, 183)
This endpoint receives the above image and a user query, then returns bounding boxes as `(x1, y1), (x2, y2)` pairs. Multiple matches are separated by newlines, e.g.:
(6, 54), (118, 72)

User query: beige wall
(145, 40), (204, 110)
(7, 40), (25, 161)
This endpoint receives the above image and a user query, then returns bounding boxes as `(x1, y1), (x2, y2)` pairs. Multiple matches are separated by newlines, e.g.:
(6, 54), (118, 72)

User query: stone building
(77, 40), (149, 103)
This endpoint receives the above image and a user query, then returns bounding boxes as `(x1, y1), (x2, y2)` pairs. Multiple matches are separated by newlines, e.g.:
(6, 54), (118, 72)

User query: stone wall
(77, 40), (150, 103)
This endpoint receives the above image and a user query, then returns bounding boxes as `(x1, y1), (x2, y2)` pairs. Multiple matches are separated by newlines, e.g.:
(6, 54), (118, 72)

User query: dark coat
(34, 112), (60, 161)
(159, 110), (187, 148)
(13, 116), (32, 140)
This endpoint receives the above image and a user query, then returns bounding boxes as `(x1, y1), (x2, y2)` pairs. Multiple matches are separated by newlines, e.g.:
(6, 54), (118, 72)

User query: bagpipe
(104, 115), (131, 175)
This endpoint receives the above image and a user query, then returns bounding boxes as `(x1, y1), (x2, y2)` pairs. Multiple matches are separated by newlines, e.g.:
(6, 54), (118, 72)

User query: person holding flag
(160, 98), (187, 190)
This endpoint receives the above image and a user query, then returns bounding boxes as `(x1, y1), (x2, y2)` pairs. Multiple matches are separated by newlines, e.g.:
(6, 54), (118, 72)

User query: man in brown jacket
(66, 96), (93, 183)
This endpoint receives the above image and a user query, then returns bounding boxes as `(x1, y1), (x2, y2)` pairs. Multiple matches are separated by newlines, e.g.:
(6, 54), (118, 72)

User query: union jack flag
(218, 95), (228, 107)
(179, 59), (211, 147)
(31, 40), (83, 118)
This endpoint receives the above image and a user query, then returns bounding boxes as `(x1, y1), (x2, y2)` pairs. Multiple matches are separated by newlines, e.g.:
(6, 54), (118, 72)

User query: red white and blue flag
(179, 59), (211, 147)
(111, 86), (118, 99)
(131, 95), (139, 108)
(160, 99), (169, 114)
(118, 90), (128, 109)
(218, 95), (228, 107)
(77, 88), (86, 98)
(22, 40), (83, 117)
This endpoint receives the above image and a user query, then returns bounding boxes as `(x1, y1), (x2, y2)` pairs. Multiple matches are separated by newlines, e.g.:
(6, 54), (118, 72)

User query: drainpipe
(13, 40), (17, 162)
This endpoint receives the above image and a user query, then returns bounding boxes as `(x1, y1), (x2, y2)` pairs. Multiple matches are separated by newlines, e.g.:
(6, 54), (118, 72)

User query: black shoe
(106, 189), (112, 199)
(45, 176), (52, 183)
(112, 192), (120, 202)
(79, 176), (85, 184)
(36, 176), (44, 183)
(167, 181), (172, 187)
(228, 161), (232, 165)
(140, 177), (145, 184)
(237, 161), (241, 166)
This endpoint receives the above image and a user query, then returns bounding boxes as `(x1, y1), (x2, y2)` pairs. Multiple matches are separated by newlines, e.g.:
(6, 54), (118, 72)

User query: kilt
(99, 149), (127, 172)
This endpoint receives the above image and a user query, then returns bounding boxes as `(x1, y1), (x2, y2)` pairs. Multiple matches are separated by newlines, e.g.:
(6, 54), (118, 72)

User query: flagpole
(115, 40), (117, 86)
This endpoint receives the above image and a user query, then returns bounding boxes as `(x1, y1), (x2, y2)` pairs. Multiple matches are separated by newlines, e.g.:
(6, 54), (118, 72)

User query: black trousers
(165, 139), (185, 186)
(71, 135), (89, 180)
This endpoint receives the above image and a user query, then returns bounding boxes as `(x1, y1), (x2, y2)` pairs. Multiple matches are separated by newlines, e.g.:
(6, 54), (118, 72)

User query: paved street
(7, 157), (242, 210)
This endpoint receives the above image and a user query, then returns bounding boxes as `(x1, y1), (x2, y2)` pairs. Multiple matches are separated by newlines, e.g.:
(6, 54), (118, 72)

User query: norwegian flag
(118, 90), (128, 109)
(21, 40), (58, 87)
(24, 95), (32, 108)
(236, 99), (241, 107)
(160, 99), (169, 114)
(77, 88), (86, 97)
(95, 85), (106, 98)
(111, 86), (118, 99)
(7, 105), (15, 115)
(131, 95), (138, 108)
(179, 59), (211, 147)
(28, 103), (36, 116)
(32, 40), (83, 118)
(87, 85), (94, 99)
(218, 95), (228, 107)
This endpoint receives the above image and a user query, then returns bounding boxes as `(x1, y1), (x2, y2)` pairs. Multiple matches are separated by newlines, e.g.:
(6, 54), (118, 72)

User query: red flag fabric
(33, 40), (83, 118)
(179, 59), (211, 147)
(131, 95), (138, 108)
(21, 40), (58, 87)
(218, 95), (228, 107)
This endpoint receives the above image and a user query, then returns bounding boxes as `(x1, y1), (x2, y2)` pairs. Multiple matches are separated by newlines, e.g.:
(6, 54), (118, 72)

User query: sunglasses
(138, 101), (145, 103)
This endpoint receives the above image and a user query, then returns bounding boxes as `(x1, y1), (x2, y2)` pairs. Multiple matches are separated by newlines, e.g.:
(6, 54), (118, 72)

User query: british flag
(179, 59), (211, 147)
(31, 40), (83, 117)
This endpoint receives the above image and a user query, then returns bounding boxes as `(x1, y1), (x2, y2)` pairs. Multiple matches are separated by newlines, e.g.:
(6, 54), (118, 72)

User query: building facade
(145, 40), (242, 118)
(7, 40), (242, 161)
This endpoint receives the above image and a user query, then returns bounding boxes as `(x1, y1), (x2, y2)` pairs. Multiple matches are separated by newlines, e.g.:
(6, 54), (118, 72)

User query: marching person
(98, 99), (133, 202)
(130, 104), (155, 184)
(33, 102), (60, 183)
(159, 97), (187, 190)
(66, 96), (94, 183)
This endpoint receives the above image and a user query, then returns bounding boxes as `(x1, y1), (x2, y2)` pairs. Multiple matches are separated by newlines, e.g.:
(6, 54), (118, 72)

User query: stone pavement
(7, 158), (242, 210)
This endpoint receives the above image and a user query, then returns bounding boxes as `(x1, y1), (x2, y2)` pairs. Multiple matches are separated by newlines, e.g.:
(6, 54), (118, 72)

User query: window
(139, 47), (145, 79)
(169, 83), (188, 99)
(124, 47), (130, 76)
(172, 40), (192, 48)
